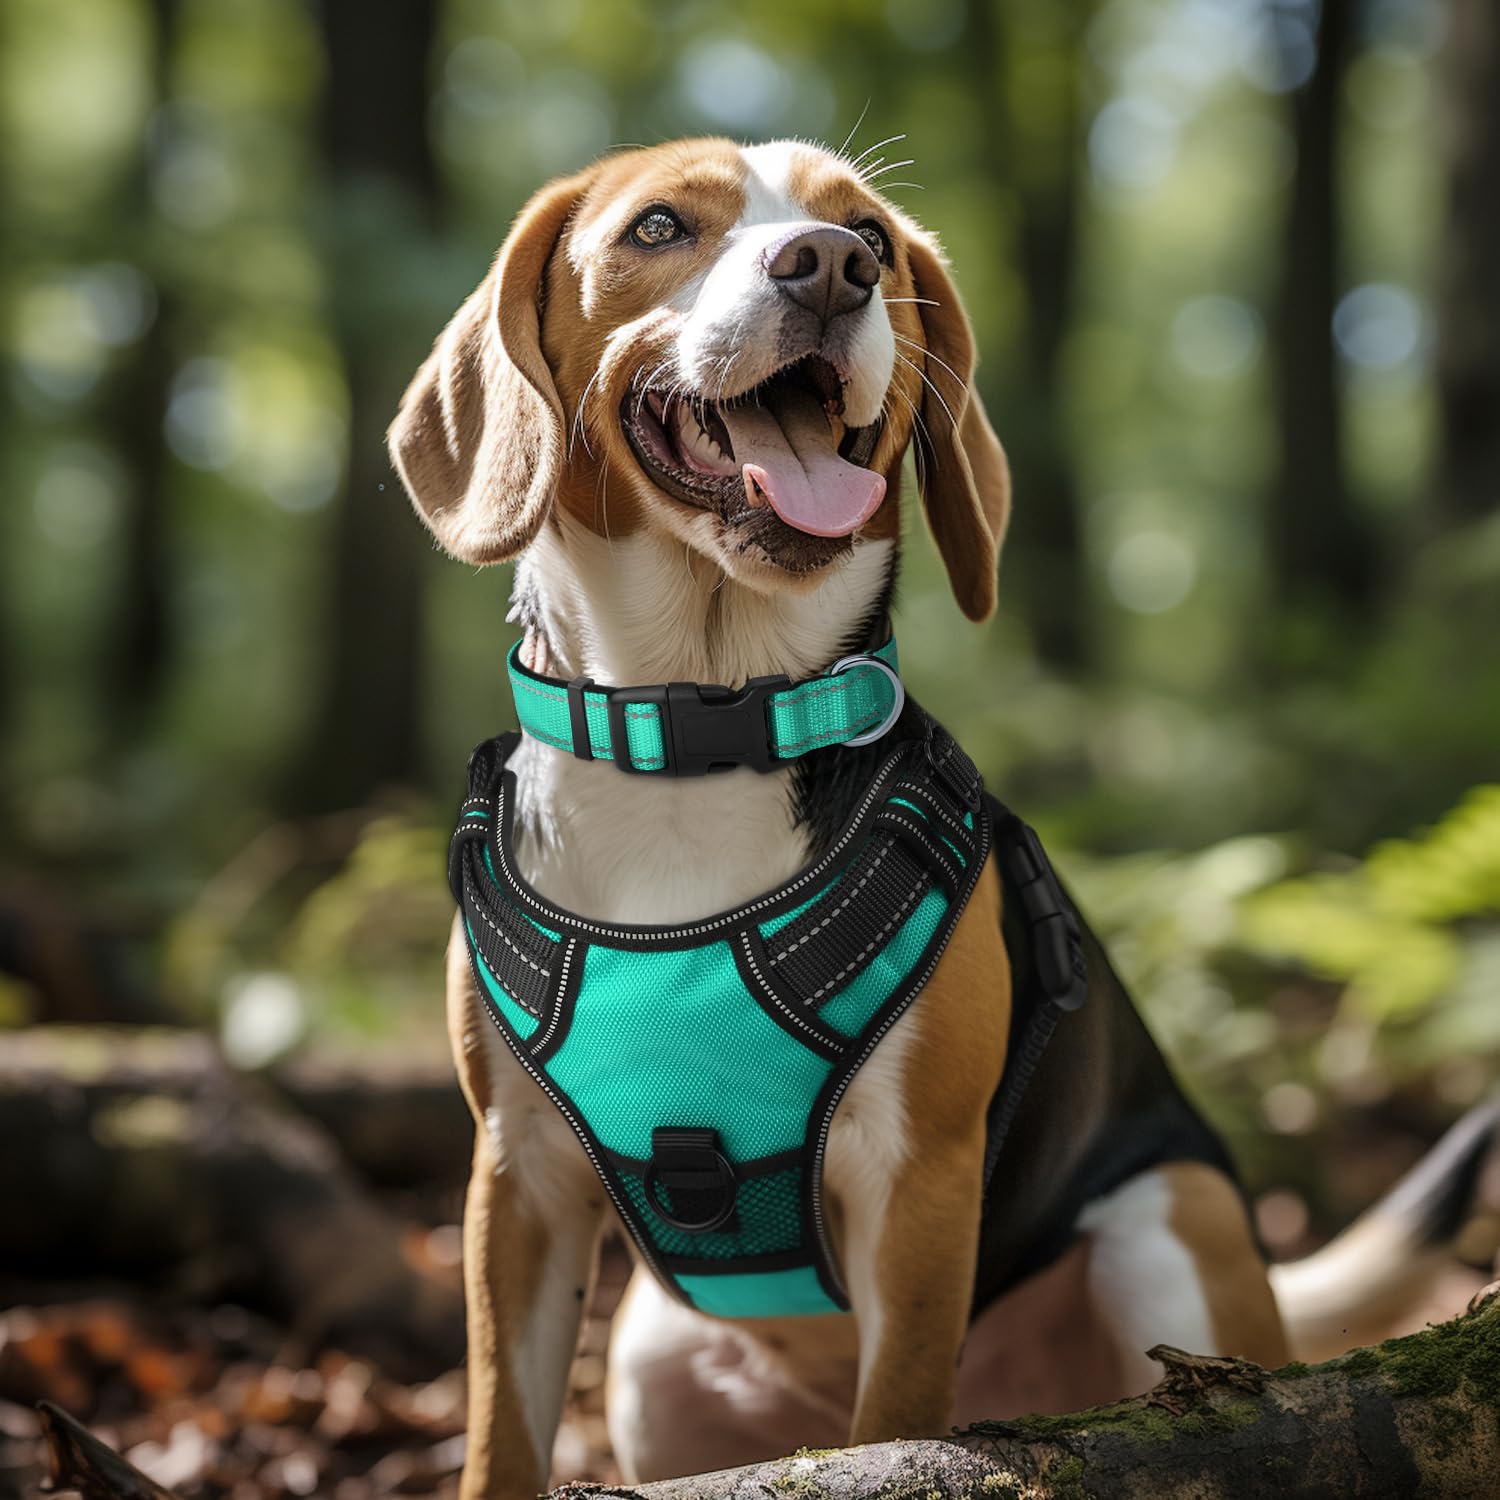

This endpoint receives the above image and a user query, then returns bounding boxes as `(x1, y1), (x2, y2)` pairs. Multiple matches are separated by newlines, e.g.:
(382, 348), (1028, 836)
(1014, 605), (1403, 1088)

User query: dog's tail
(1269, 1095), (1500, 1363)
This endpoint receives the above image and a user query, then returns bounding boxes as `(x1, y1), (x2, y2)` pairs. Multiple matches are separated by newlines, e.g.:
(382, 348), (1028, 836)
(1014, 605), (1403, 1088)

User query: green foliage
(158, 810), (452, 1062)
(1241, 786), (1500, 1019)
(1056, 780), (1500, 1208)
(1065, 833), (1291, 1077)
(284, 817), (451, 987)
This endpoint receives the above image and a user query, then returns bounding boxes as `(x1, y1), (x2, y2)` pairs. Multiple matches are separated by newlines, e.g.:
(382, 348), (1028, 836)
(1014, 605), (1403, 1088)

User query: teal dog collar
(505, 638), (905, 775)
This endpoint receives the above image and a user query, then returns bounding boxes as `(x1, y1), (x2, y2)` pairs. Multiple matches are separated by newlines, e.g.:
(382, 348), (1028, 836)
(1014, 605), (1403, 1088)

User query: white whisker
(568, 364), (606, 461)
(893, 348), (958, 433)
(886, 381), (930, 490)
(634, 359), (672, 423)
(715, 351), (742, 406)
(838, 101), (872, 161)
(848, 133), (906, 171)
(863, 159), (916, 181)
(886, 377), (932, 450)
(892, 333), (968, 398)
(594, 462), (614, 554)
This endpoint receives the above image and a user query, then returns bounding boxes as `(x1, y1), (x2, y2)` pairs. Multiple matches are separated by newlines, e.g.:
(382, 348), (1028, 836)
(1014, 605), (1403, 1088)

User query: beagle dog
(388, 138), (1493, 1500)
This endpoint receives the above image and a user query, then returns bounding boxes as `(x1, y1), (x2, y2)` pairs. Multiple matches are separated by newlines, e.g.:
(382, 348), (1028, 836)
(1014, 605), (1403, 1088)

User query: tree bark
(550, 1285), (1500, 1499)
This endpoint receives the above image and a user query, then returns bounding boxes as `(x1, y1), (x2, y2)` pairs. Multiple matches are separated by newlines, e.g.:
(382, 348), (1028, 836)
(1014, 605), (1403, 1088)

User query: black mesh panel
(616, 1165), (805, 1260)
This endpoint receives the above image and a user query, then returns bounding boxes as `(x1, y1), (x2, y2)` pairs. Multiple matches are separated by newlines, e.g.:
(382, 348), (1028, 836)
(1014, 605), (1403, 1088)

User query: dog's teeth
(674, 402), (735, 475)
(693, 408), (732, 460)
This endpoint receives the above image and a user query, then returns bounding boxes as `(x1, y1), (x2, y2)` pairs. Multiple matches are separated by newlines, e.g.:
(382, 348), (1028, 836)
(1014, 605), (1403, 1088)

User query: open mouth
(620, 355), (885, 542)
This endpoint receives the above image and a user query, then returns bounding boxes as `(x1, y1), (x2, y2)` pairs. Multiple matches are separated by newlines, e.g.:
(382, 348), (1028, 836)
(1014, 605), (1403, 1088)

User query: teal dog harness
(449, 644), (1090, 1320)
(450, 733), (993, 1317)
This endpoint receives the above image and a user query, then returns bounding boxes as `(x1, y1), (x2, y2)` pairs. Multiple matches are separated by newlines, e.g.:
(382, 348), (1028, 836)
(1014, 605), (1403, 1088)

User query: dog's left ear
(387, 168), (595, 564)
(906, 233), (1012, 622)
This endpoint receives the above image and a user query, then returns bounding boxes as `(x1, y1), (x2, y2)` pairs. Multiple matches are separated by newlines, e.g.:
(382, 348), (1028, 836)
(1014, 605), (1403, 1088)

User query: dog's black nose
(763, 226), (880, 324)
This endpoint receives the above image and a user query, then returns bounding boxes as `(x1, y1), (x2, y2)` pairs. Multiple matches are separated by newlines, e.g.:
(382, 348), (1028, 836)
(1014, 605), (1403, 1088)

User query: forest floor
(1, 1238), (633, 1500)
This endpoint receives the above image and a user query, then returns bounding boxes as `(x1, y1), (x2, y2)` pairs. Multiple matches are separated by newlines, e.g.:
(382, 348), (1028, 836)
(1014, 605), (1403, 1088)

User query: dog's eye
(630, 207), (687, 248)
(851, 219), (890, 266)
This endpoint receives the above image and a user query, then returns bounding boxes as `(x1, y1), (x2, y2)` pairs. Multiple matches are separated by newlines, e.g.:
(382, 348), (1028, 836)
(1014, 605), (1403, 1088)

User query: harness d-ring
(829, 654), (906, 746)
(644, 1129), (739, 1233)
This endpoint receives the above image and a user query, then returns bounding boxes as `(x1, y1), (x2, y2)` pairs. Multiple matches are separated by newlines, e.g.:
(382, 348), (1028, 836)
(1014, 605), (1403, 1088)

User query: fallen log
(550, 1282), (1500, 1500)
(0, 1027), (463, 1379)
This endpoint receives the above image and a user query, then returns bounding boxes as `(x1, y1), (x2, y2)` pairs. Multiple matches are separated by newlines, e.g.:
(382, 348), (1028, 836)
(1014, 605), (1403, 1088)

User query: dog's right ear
(388, 169), (595, 563)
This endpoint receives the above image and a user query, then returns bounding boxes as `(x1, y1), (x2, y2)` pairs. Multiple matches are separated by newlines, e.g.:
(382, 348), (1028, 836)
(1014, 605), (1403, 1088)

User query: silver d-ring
(829, 655), (906, 746)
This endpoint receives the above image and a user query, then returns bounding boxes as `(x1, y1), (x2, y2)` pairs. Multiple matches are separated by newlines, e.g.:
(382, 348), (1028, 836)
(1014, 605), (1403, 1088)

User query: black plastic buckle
(606, 675), (791, 775)
(1006, 822), (1088, 1012)
(644, 1127), (738, 1233)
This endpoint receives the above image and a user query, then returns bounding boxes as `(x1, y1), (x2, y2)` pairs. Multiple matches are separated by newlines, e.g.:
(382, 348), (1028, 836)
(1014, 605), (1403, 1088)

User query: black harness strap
(981, 799), (1090, 1195)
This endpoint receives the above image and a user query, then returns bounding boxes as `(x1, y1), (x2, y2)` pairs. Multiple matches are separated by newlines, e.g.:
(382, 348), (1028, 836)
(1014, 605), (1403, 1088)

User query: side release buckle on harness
(1007, 823), (1088, 1012)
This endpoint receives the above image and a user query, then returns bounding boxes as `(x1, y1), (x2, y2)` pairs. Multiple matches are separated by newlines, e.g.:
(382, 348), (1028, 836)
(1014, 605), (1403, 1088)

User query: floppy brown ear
(387, 169), (594, 563)
(906, 233), (1012, 622)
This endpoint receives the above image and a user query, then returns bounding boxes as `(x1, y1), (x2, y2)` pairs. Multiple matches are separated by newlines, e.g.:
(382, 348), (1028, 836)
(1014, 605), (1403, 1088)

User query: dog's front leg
(459, 1129), (603, 1500)
(837, 866), (1007, 1445)
(842, 1132), (984, 1443)
(448, 928), (605, 1500)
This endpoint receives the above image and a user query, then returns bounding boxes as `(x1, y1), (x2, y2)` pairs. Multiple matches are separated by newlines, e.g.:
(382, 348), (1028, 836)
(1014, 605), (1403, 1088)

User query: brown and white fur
(390, 138), (1495, 1499)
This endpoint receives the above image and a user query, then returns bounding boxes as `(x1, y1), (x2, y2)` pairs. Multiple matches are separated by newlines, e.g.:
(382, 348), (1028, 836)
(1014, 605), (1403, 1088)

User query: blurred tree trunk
(968, 0), (1089, 669)
(1268, 0), (1379, 634)
(284, 0), (438, 812)
(1433, 0), (1500, 527)
(98, 0), (177, 743)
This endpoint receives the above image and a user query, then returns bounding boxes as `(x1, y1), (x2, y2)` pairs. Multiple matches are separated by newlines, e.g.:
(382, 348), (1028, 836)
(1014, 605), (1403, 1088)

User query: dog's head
(390, 139), (1010, 620)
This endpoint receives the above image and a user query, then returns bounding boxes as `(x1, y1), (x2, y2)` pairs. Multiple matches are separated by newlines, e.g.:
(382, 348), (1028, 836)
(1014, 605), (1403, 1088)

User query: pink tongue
(718, 388), (885, 538)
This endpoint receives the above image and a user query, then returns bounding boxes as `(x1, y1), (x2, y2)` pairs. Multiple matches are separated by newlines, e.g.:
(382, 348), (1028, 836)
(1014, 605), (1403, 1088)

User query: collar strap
(506, 638), (904, 776)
